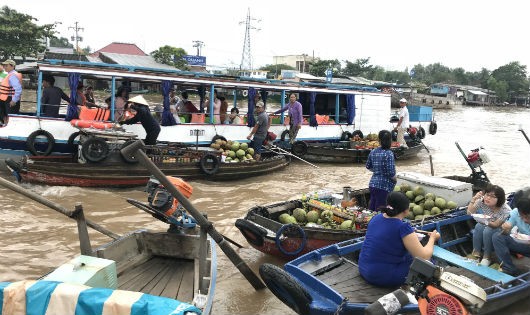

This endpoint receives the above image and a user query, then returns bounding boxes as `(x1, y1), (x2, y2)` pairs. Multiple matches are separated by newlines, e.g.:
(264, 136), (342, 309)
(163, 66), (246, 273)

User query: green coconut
(400, 184), (411, 193)
(306, 210), (319, 223)
(340, 220), (353, 230)
(413, 205), (424, 216)
(246, 154), (253, 160)
(293, 208), (307, 223)
(424, 199), (435, 210)
(431, 207), (441, 214)
(413, 186), (425, 197)
(409, 202), (417, 210)
(414, 195), (425, 204)
(425, 192), (436, 200)
(423, 210), (431, 216)
(236, 149), (246, 158)
(435, 197), (447, 209)
(446, 201), (457, 209)
(279, 213), (290, 224)
(247, 148), (255, 155)
(406, 191), (415, 200)
(285, 215), (297, 224)
(240, 142), (249, 150)
(231, 142), (240, 151)
(414, 215), (424, 221)
(320, 210), (334, 222)
(393, 185), (401, 192)
(228, 150), (236, 158)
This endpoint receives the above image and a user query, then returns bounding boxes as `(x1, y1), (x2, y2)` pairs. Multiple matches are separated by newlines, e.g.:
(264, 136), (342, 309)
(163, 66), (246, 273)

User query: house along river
(1, 105), (529, 315)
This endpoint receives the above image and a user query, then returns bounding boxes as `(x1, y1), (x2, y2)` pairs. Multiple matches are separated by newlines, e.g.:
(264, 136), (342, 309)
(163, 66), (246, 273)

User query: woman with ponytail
(359, 192), (440, 287)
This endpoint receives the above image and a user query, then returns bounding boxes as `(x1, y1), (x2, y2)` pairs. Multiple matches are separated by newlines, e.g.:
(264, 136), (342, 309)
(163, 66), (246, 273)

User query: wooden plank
(433, 246), (515, 283)
(176, 261), (194, 302)
(119, 257), (168, 291)
(160, 260), (187, 299)
(141, 258), (175, 295)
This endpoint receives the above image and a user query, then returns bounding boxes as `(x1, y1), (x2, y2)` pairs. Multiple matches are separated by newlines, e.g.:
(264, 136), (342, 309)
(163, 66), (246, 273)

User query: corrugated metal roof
(468, 90), (488, 95)
(99, 52), (177, 70)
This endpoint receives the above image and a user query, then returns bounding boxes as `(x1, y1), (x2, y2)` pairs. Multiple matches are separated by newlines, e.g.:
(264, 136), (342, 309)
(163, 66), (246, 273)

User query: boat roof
(37, 60), (383, 95)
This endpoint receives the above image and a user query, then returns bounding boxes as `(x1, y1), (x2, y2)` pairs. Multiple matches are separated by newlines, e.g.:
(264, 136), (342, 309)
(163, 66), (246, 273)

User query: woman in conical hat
(120, 95), (161, 145)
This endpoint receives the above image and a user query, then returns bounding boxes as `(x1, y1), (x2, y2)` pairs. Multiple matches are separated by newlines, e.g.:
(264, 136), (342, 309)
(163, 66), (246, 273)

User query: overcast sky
(5, 0), (527, 73)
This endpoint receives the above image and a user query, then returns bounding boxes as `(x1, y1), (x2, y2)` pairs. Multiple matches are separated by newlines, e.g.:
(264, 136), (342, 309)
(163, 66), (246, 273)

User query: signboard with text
(183, 55), (206, 66)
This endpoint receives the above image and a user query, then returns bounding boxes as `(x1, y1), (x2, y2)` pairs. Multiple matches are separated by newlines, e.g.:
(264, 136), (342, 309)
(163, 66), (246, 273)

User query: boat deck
(313, 258), (496, 303)
(118, 255), (195, 302)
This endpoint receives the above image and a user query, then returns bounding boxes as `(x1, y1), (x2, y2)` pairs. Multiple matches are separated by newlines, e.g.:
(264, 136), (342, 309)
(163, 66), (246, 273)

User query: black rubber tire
(275, 223), (307, 256)
(291, 141), (308, 157)
(352, 130), (364, 139)
(199, 153), (220, 175)
(340, 131), (352, 141)
(67, 131), (80, 152)
(429, 121), (438, 135)
(418, 126), (426, 139)
(81, 137), (109, 163)
(259, 263), (312, 315)
(235, 219), (267, 247)
(280, 130), (290, 142)
(26, 130), (55, 156)
(211, 135), (227, 144)
(120, 139), (139, 164)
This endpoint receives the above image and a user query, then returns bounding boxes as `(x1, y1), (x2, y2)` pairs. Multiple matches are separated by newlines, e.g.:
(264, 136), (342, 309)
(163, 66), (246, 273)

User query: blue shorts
(252, 136), (266, 154)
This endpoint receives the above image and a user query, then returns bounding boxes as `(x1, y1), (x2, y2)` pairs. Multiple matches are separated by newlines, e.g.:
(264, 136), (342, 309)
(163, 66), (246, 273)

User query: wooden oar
(0, 176), (120, 240)
(268, 143), (319, 168)
(121, 140), (266, 290)
(519, 126), (530, 146)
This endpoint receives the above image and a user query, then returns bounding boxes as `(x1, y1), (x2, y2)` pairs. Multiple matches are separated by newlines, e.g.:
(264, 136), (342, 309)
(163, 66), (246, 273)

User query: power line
(68, 21), (84, 59)
(192, 40), (204, 56)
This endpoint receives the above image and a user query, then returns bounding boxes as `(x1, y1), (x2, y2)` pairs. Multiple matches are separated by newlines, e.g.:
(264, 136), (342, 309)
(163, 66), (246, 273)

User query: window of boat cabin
(298, 92), (346, 124)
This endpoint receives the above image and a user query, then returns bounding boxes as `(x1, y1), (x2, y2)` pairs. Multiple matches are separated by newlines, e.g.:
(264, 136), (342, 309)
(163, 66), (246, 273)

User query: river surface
(1, 105), (529, 314)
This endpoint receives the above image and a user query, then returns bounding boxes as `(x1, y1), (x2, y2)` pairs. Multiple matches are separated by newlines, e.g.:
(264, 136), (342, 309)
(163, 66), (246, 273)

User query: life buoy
(211, 135), (227, 143)
(81, 136), (109, 163)
(70, 119), (114, 129)
(275, 223), (307, 256)
(280, 130), (290, 142)
(235, 219), (267, 247)
(340, 131), (352, 141)
(259, 263), (312, 315)
(291, 141), (308, 156)
(120, 139), (139, 164)
(199, 153), (220, 175)
(242, 90), (248, 97)
(418, 126), (426, 139)
(26, 130), (55, 156)
(352, 130), (364, 139)
(429, 121), (438, 135)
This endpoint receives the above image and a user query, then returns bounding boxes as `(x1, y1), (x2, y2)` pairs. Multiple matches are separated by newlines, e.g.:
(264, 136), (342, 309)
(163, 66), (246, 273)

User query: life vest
(0, 72), (22, 101)
(79, 106), (111, 121)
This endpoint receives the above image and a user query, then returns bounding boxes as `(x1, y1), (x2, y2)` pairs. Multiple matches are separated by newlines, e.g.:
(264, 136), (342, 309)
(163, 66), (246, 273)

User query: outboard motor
(466, 147), (489, 167)
(146, 176), (196, 229)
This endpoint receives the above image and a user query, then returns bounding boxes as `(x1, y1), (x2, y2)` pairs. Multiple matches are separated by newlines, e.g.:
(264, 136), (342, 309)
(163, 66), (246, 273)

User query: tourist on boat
(393, 98), (409, 147)
(358, 191), (440, 287)
(492, 197), (530, 276)
(75, 81), (97, 109)
(169, 88), (181, 123)
(366, 130), (397, 211)
(247, 101), (269, 161)
(84, 85), (95, 104)
(0, 59), (23, 124)
(274, 93), (303, 144)
(119, 95), (160, 145)
(467, 184), (511, 266)
(176, 91), (199, 122)
(219, 95), (228, 123)
(41, 75), (70, 118)
(113, 86), (129, 122)
(225, 107), (242, 124)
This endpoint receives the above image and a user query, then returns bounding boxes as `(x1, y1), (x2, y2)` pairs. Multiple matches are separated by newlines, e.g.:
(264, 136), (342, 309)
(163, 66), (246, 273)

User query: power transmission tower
(239, 8), (260, 71)
(192, 40), (204, 56)
(69, 21), (84, 59)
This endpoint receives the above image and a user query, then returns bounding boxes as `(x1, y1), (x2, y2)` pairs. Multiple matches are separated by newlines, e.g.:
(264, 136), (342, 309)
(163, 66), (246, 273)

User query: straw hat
(128, 95), (149, 106)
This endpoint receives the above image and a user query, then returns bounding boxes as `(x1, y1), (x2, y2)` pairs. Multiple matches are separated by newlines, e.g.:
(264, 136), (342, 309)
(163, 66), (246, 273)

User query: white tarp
(468, 90), (488, 95)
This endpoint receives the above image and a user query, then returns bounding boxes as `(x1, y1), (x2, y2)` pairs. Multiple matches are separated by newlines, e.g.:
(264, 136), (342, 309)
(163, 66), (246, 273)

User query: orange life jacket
(0, 72), (22, 101)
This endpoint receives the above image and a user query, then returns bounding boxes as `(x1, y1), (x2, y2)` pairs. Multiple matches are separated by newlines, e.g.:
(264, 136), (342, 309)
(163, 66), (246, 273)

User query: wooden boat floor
(117, 255), (195, 303)
(314, 258), (496, 303)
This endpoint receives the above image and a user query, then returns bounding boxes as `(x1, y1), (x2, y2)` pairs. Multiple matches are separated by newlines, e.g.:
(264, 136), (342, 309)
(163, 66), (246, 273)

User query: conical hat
(128, 95), (149, 106)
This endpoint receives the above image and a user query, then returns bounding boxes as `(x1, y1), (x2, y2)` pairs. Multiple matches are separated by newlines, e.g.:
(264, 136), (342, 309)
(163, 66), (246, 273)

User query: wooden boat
(236, 170), (485, 260)
(0, 59), (435, 164)
(259, 204), (530, 315)
(5, 146), (290, 187)
(284, 137), (423, 164)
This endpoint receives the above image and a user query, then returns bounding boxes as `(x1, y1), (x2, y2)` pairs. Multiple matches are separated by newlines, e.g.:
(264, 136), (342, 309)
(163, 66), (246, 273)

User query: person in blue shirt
(366, 130), (397, 211)
(492, 197), (530, 276)
(359, 191), (440, 287)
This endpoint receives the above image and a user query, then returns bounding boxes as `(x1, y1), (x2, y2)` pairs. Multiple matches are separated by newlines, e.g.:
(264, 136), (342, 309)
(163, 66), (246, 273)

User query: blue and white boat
(259, 194), (529, 315)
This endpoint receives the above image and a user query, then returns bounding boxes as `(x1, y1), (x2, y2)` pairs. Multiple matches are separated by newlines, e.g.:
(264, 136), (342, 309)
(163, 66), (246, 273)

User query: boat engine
(146, 176), (196, 229)
(466, 147), (489, 168)
(365, 257), (486, 315)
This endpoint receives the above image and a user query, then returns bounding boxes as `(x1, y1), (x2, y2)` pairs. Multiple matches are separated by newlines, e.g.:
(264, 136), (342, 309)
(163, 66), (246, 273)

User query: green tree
(259, 63), (294, 79)
(150, 45), (188, 69)
(491, 61), (529, 100)
(309, 59), (341, 77)
(0, 6), (56, 60)
(49, 36), (73, 48)
(342, 58), (373, 77)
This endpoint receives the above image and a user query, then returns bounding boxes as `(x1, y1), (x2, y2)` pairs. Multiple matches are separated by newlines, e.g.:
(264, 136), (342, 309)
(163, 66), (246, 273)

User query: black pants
(0, 98), (10, 124)
(145, 128), (161, 145)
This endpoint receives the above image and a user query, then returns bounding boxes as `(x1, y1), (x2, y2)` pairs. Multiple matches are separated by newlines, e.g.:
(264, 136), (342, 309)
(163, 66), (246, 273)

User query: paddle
(268, 143), (319, 168)
(121, 140), (266, 290)
(519, 125), (530, 146)
(0, 176), (120, 240)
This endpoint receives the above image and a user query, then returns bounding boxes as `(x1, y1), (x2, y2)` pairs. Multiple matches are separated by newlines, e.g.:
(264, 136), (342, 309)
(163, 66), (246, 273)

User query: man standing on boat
(0, 59), (23, 124)
(247, 101), (269, 161)
(120, 95), (161, 145)
(41, 75), (70, 117)
(394, 98), (409, 147)
(274, 93), (303, 144)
